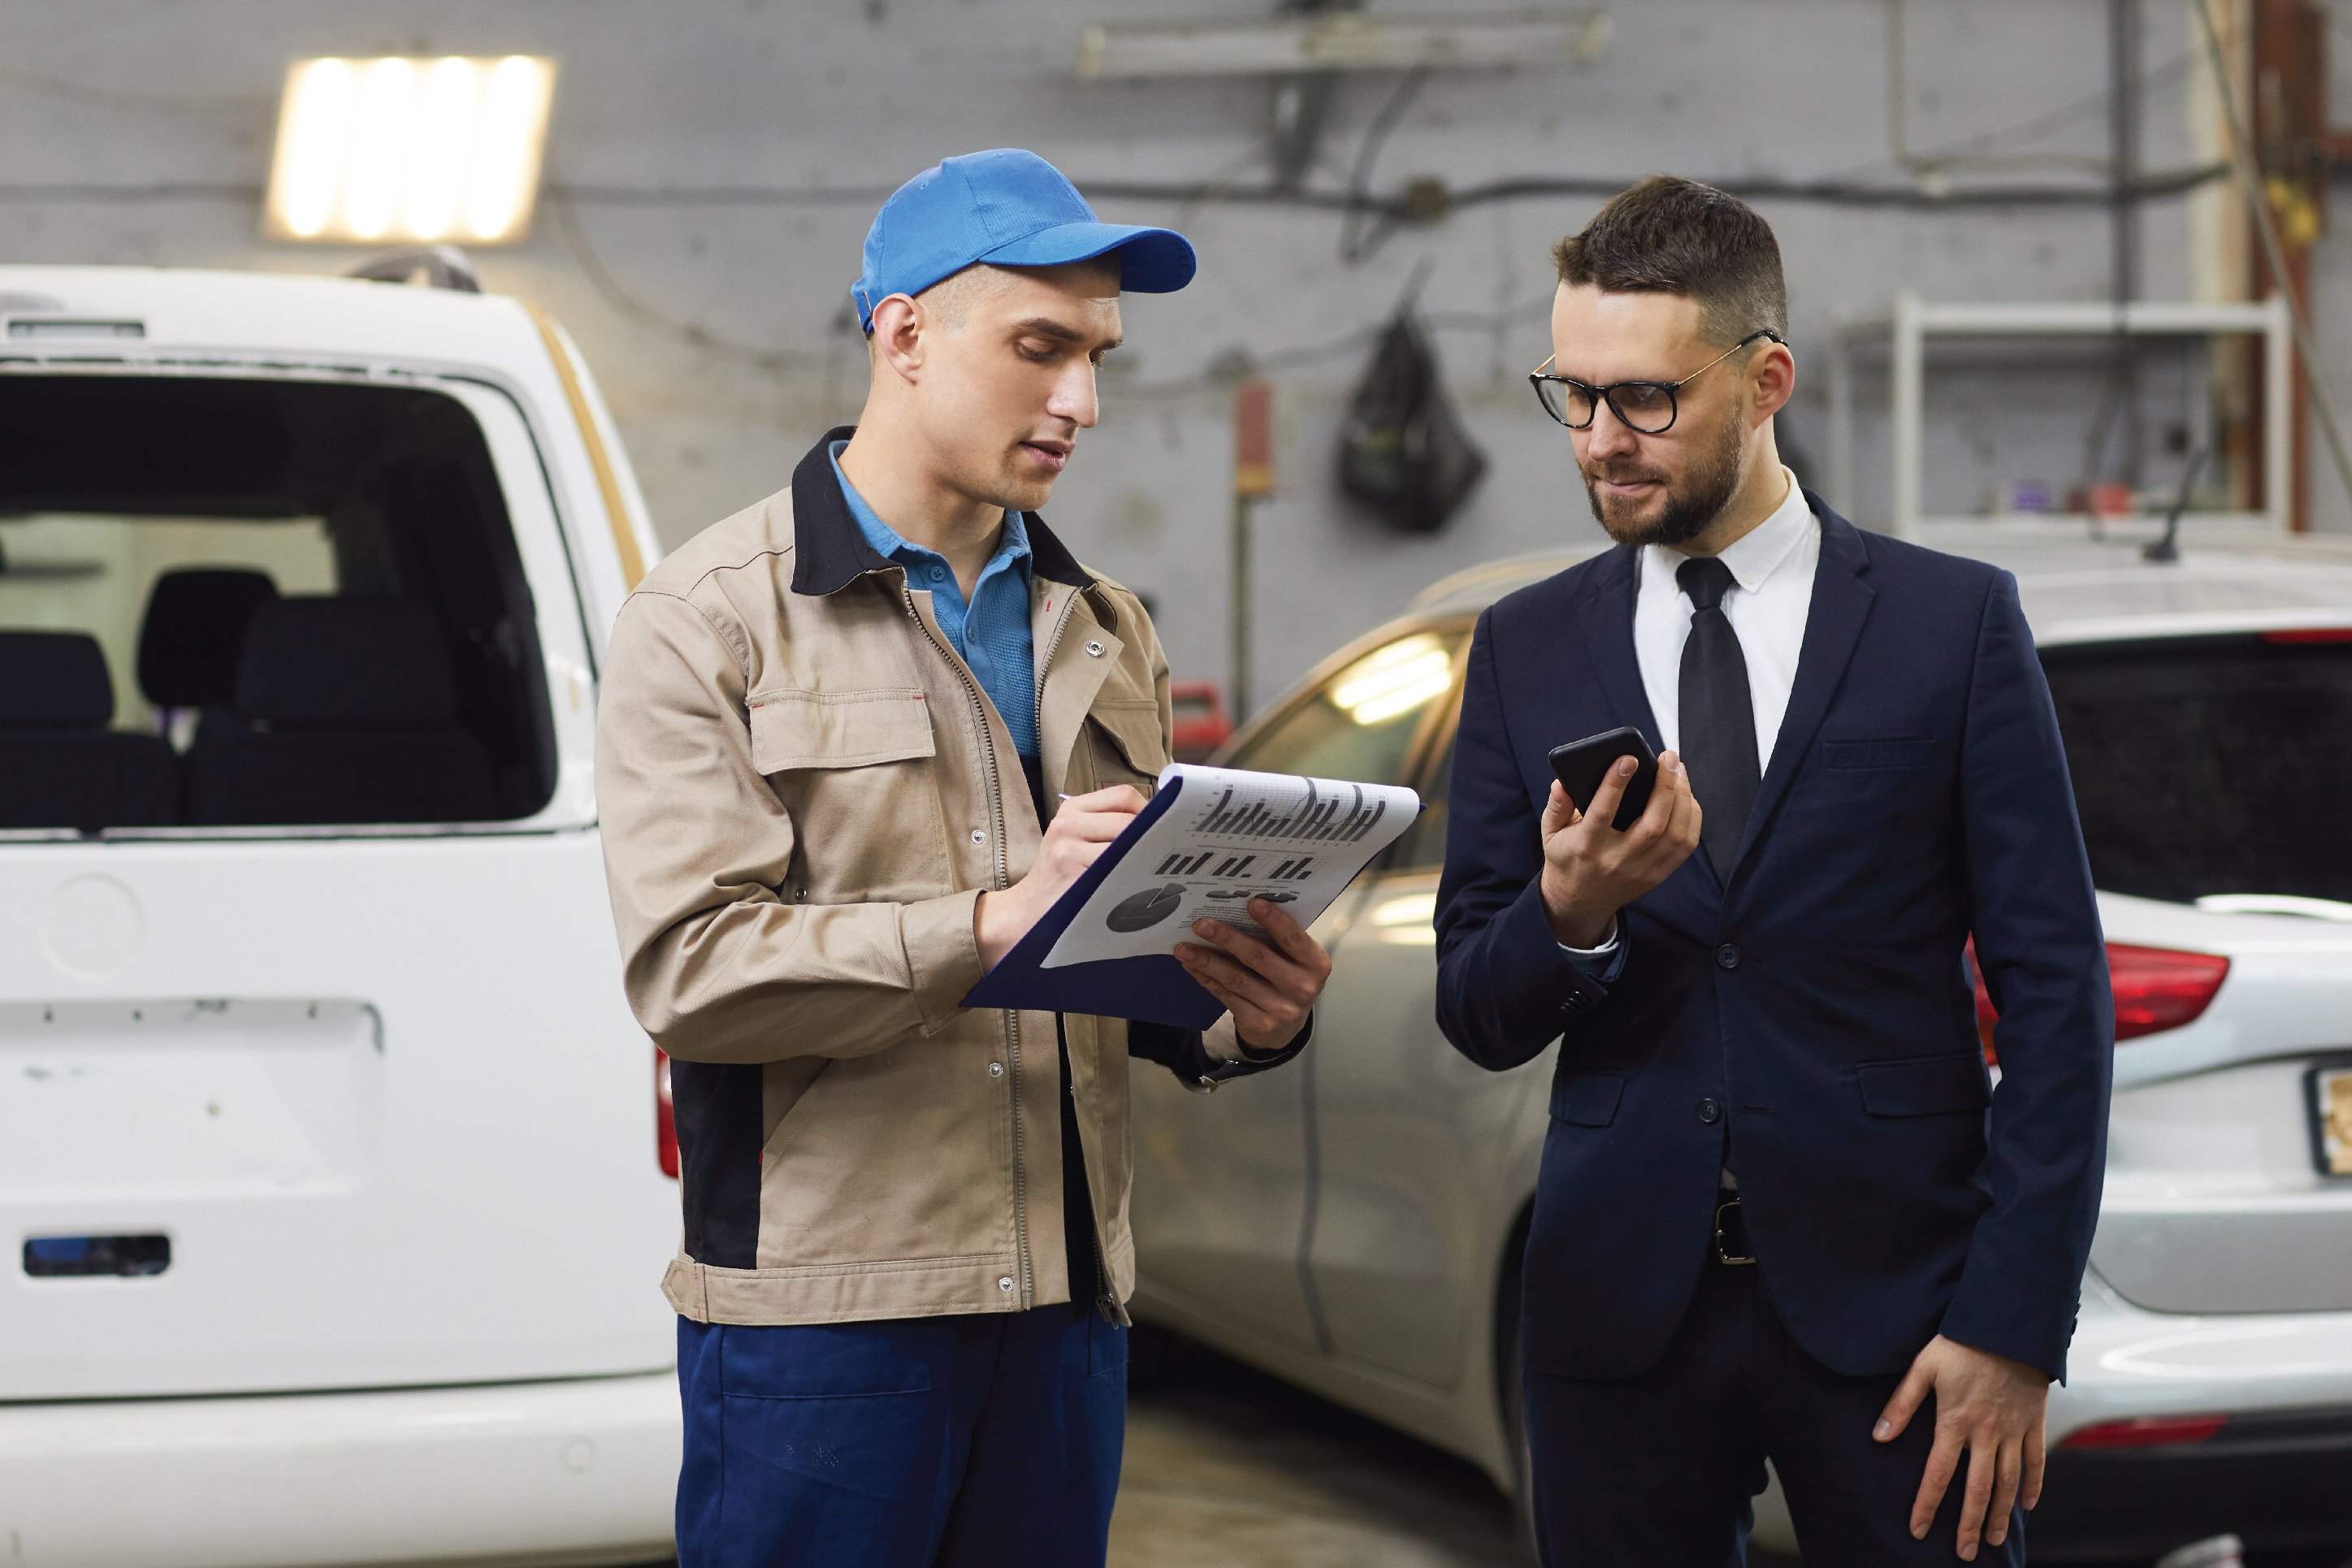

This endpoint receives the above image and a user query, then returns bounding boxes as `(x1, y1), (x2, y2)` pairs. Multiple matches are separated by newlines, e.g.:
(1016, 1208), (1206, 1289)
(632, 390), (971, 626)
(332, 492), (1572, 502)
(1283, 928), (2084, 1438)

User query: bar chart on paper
(1042, 764), (1420, 969)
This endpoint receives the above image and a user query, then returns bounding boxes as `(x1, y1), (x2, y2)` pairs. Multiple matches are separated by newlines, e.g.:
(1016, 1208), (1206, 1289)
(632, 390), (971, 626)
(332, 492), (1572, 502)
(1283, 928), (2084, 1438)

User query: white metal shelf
(1825, 292), (2294, 539)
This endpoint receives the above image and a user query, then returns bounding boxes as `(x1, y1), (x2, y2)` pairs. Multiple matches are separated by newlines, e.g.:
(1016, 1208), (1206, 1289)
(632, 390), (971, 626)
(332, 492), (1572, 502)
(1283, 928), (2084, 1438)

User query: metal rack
(1826, 292), (2294, 539)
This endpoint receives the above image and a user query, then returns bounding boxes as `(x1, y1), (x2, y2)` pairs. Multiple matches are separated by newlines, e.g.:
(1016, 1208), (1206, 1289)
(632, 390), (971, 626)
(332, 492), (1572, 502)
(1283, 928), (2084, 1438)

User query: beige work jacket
(596, 431), (1255, 1326)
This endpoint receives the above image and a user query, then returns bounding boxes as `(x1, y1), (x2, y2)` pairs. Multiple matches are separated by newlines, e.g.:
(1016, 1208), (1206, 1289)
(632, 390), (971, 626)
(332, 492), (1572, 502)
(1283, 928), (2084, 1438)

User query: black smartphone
(1547, 726), (1659, 832)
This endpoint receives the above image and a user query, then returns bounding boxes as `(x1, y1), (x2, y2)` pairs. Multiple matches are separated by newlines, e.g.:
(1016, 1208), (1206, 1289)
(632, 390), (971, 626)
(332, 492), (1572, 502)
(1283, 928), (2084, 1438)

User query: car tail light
(656, 1048), (678, 1179)
(2259, 627), (2352, 643)
(1965, 940), (2229, 1066)
(2105, 943), (2230, 1039)
(1964, 938), (2000, 1065)
(2058, 1414), (2229, 1449)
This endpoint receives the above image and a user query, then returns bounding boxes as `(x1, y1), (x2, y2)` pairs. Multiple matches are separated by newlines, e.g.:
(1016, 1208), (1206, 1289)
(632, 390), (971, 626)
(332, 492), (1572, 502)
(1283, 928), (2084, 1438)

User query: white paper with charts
(1040, 763), (1420, 968)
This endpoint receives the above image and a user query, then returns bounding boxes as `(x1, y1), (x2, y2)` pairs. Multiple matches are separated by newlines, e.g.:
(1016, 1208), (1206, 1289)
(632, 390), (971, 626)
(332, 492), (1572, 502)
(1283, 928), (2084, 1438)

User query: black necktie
(1676, 556), (1761, 882)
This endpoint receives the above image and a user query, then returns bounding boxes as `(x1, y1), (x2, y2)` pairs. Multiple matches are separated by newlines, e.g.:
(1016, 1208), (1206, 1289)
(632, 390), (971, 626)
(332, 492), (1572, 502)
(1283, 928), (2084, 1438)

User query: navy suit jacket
(1434, 497), (2113, 1383)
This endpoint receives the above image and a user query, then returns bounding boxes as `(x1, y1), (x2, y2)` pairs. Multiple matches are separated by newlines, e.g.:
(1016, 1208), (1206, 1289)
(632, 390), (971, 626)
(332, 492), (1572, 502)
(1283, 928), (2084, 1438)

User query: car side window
(1391, 732), (1454, 871)
(1229, 629), (1464, 788)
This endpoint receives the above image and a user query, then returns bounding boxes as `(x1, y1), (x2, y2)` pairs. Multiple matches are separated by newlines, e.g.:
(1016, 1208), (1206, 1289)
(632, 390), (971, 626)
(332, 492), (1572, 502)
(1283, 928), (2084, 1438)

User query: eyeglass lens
(1536, 379), (1678, 435)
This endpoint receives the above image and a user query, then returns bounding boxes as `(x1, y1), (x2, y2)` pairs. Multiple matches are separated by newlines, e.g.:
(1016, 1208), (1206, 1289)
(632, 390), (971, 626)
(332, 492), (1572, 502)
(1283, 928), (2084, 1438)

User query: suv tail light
(1966, 940), (2229, 1065)
(656, 1048), (678, 1178)
(2058, 1413), (2229, 1449)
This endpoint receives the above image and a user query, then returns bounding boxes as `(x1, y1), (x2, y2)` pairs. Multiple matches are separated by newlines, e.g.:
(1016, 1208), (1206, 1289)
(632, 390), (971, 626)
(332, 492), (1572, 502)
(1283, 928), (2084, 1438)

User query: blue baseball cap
(851, 149), (1197, 334)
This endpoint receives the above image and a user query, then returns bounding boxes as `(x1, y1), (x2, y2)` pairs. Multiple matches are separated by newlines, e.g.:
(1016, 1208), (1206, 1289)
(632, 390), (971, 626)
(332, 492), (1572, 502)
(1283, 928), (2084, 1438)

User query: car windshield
(1228, 628), (1464, 786)
(2041, 632), (2352, 906)
(0, 373), (557, 834)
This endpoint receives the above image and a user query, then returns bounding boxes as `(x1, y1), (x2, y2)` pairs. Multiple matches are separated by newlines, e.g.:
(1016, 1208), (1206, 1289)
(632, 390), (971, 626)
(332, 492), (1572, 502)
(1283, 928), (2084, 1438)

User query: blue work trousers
(674, 1301), (1128, 1568)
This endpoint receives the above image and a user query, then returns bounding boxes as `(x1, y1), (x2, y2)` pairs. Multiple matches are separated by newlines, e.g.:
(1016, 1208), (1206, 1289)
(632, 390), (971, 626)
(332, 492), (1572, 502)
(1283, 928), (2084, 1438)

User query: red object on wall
(1170, 679), (1232, 762)
(1233, 381), (1275, 499)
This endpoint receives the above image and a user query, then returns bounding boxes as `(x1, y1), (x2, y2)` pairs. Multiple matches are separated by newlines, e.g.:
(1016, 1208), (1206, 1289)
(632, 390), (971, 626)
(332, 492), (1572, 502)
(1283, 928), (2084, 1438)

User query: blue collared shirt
(829, 442), (1038, 757)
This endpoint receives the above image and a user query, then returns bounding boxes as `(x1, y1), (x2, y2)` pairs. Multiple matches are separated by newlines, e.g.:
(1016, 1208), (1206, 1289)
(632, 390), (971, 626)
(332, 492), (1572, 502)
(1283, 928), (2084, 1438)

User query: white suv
(1131, 522), (2352, 1563)
(0, 258), (681, 1567)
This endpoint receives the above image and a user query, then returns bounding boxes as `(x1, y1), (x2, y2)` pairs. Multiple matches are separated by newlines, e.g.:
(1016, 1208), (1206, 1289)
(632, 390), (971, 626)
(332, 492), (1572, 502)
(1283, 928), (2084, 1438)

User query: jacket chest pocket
(1820, 737), (1936, 771)
(1788, 734), (1947, 829)
(1083, 700), (1167, 796)
(748, 688), (954, 897)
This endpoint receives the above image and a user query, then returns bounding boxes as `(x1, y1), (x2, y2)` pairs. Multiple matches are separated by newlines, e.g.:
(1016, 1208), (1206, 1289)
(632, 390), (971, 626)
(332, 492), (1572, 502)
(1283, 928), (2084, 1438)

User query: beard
(1580, 407), (1747, 548)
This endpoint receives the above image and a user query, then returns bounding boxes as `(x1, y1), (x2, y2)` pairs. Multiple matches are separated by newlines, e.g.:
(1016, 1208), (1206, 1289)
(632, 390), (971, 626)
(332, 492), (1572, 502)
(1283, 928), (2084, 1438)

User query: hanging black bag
(1336, 304), (1487, 534)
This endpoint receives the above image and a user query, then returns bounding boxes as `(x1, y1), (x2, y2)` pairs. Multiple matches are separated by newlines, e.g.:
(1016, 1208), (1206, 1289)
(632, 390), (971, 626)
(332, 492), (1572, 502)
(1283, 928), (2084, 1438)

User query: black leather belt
(1713, 1192), (1756, 1266)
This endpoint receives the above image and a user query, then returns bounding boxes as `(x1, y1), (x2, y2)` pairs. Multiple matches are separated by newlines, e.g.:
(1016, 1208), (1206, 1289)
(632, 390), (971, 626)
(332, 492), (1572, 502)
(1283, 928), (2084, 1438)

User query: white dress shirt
(1632, 465), (1819, 772)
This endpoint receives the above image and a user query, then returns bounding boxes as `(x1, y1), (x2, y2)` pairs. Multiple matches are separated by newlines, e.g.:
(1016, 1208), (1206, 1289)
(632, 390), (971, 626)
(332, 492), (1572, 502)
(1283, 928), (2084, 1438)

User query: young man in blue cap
(596, 149), (1331, 1566)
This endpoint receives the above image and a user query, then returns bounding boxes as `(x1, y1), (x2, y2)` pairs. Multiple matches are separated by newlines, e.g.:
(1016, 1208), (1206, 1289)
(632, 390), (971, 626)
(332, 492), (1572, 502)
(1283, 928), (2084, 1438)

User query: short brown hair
(1551, 176), (1787, 349)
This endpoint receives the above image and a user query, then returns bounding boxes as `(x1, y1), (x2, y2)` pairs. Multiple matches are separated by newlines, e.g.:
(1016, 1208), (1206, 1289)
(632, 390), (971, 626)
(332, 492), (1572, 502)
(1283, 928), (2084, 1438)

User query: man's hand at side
(1538, 751), (1704, 947)
(1873, 1333), (2051, 1561)
(1176, 899), (1330, 1052)
(976, 786), (1146, 968)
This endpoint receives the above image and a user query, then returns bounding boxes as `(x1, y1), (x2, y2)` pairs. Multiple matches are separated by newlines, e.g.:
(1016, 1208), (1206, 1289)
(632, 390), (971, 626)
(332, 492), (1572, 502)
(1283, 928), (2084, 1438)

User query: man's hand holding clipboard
(974, 781), (1327, 1051)
(965, 764), (1414, 1035)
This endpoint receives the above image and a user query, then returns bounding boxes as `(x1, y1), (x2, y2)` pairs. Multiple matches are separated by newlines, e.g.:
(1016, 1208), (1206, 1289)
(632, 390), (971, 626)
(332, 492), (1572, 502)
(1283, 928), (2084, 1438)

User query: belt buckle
(1713, 1198), (1756, 1266)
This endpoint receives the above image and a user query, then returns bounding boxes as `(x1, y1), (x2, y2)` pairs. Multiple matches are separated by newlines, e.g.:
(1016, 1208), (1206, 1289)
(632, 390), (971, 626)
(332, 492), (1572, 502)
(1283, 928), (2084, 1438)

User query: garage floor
(625, 1326), (2337, 1568)
(1110, 1327), (1522, 1568)
(1110, 1330), (2346, 1568)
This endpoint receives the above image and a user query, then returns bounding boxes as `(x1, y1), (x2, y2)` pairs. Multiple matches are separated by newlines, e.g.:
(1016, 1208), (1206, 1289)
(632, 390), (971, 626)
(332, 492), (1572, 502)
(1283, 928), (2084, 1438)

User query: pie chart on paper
(1107, 883), (1185, 933)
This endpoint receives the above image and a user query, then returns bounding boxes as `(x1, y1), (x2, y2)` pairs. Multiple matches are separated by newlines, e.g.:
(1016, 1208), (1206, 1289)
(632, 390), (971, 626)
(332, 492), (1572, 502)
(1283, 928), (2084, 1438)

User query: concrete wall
(7, 0), (2333, 710)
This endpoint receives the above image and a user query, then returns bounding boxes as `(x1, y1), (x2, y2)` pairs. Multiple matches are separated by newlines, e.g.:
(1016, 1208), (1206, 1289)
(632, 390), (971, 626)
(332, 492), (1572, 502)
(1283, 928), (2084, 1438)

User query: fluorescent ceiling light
(264, 55), (555, 245)
(1076, 7), (1609, 80)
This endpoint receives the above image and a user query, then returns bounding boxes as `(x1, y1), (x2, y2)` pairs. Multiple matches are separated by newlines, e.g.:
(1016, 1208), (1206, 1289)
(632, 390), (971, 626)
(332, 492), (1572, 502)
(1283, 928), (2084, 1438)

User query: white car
(1131, 522), (2352, 1562)
(0, 258), (681, 1567)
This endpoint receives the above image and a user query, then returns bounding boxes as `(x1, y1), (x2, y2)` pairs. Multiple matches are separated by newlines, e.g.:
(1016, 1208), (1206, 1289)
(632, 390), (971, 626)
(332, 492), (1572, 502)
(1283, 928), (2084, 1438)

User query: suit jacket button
(1715, 943), (1741, 970)
(1698, 1098), (1722, 1124)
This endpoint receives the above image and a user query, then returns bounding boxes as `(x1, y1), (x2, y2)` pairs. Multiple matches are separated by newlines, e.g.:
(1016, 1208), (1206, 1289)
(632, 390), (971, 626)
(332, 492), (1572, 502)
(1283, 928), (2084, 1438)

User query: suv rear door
(0, 363), (676, 1400)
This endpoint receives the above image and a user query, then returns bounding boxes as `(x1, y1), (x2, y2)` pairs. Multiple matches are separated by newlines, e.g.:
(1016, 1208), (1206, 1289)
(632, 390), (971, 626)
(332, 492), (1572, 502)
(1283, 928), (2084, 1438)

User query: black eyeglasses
(1530, 329), (1784, 435)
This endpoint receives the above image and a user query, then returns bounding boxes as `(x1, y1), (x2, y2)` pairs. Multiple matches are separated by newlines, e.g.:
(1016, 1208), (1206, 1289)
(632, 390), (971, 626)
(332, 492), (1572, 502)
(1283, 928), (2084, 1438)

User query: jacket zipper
(1057, 1016), (1134, 1328)
(1039, 594), (1133, 1328)
(1091, 1220), (1132, 1326)
(897, 577), (1030, 1308)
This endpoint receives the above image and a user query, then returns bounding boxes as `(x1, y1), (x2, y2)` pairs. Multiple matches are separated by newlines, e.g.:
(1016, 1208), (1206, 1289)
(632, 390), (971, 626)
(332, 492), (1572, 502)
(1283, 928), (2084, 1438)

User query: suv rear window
(2041, 633), (2352, 904)
(0, 375), (555, 833)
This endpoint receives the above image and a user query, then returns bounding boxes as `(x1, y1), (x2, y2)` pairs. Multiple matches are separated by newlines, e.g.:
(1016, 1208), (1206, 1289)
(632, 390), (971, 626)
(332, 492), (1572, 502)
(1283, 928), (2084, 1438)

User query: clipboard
(962, 778), (1226, 1029)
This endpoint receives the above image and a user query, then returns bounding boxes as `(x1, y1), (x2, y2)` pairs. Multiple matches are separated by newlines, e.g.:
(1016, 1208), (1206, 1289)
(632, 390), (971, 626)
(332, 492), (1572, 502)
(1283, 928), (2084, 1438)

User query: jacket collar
(788, 426), (1096, 596)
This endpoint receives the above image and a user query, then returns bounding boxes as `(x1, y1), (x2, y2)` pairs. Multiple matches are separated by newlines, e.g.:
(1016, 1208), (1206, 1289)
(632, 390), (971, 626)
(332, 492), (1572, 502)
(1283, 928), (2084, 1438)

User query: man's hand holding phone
(1539, 752), (1704, 947)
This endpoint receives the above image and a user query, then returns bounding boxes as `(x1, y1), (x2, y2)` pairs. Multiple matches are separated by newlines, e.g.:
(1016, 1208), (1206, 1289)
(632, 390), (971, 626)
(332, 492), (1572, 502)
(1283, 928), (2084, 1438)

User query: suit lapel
(1725, 498), (1875, 888)
(1566, 546), (1726, 912)
(1570, 544), (1665, 754)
